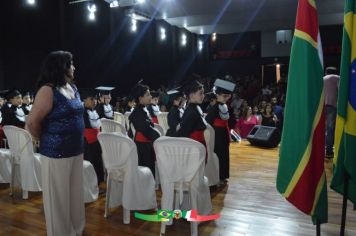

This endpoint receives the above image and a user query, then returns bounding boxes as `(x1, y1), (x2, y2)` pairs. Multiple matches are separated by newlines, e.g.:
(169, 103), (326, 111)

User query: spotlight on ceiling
(160, 27), (166, 40)
(27, 0), (36, 5)
(87, 4), (96, 21)
(198, 40), (203, 51)
(212, 32), (217, 42)
(181, 34), (187, 46)
(110, 0), (119, 7)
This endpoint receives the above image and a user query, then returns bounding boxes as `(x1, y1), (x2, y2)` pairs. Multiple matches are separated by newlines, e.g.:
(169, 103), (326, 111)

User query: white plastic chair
(204, 124), (220, 186)
(114, 112), (126, 127)
(0, 148), (11, 183)
(101, 118), (126, 135)
(3, 126), (42, 199)
(154, 123), (165, 137)
(154, 137), (212, 236)
(124, 112), (131, 130)
(83, 160), (99, 203)
(98, 132), (157, 223)
(157, 112), (169, 134)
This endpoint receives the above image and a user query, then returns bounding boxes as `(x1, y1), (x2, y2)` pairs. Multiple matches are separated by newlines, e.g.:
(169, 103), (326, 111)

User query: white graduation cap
(214, 79), (236, 94)
(95, 86), (115, 95)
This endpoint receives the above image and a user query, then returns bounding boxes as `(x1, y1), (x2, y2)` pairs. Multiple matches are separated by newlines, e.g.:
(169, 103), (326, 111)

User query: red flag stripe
(295, 0), (318, 42)
(286, 108), (325, 214)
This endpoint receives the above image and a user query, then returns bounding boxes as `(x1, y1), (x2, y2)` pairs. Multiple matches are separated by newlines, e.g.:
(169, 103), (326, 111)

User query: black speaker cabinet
(247, 125), (281, 148)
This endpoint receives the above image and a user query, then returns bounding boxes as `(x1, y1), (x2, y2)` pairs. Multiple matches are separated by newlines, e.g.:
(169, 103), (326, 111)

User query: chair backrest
(101, 118), (126, 135)
(157, 112), (169, 134)
(3, 126), (34, 162)
(154, 136), (205, 184)
(124, 112), (131, 130)
(98, 132), (138, 172)
(204, 123), (215, 156)
(114, 112), (126, 127)
(154, 123), (164, 136)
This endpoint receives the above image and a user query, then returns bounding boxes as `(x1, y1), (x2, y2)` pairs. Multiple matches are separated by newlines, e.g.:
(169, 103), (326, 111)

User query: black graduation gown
(129, 104), (160, 177)
(205, 102), (230, 180)
(83, 108), (104, 184)
(166, 105), (181, 137)
(96, 103), (114, 119)
(1, 103), (26, 128)
(175, 103), (206, 146)
(147, 104), (160, 124)
(22, 104), (32, 115)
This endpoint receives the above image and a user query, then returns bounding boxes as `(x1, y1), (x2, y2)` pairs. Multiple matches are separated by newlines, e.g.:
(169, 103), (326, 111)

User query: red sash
(84, 128), (100, 144)
(189, 130), (207, 163)
(213, 118), (231, 142)
(189, 130), (205, 142)
(135, 131), (151, 143)
(151, 117), (158, 124)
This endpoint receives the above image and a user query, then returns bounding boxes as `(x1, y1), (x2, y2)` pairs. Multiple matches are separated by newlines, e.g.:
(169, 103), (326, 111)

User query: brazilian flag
(330, 0), (356, 204)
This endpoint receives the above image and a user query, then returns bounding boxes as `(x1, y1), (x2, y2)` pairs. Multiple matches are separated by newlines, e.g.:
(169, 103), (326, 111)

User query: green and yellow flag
(276, 0), (328, 224)
(330, 0), (356, 204)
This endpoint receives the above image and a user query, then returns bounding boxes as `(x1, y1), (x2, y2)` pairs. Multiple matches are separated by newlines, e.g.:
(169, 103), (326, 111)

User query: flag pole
(340, 173), (349, 236)
(316, 219), (320, 236)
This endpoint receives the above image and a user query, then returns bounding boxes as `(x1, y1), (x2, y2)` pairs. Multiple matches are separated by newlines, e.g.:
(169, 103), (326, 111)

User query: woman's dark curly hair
(37, 51), (73, 89)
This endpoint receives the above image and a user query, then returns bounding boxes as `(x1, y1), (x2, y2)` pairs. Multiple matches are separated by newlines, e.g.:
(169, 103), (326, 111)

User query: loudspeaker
(247, 125), (281, 148)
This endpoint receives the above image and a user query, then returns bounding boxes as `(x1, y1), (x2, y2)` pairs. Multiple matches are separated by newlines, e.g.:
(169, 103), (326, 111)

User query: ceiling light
(198, 40), (203, 51)
(87, 4), (97, 21)
(200, 28), (204, 35)
(181, 34), (187, 46)
(27, 0), (35, 5)
(212, 32), (217, 42)
(160, 27), (166, 40)
(131, 19), (137, 32)
(110, 0), (119, 7)
(137, 0), (145, 4)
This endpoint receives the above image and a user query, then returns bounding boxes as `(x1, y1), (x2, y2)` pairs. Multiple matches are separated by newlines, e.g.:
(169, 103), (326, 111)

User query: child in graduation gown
(81, 89), (104, 184)
(147, 90), (160, 124)
(96, 88), (114, 119)
(166, 88), (184, 137)
(175, 79), (207, 149)
(129, 83), (160, 177)
(1, 89), (26, 128)
(205, 79), (236, 183)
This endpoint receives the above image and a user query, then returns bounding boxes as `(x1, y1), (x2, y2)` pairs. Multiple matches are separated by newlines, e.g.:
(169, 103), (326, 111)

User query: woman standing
(27, 51), (85, 236)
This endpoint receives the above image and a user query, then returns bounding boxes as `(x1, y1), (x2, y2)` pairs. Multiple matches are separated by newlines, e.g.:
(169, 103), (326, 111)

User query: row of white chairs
(98, 133), (212, 236)
(108, 112), (220, 187)
(0, 126), (99, 202)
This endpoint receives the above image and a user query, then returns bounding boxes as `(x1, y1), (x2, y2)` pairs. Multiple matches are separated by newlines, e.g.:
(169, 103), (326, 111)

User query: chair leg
(104, 176), (111, 218)
(123, 207), (130, 224)
(190, 192), (198, 236)
(9, 162), (15, 197)
(160, 222), (167, 235)
(22, 190), (28, 199)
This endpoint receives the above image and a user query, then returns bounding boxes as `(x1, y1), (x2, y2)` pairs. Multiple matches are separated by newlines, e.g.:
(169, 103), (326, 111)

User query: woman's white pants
(41, 154), (85, 236)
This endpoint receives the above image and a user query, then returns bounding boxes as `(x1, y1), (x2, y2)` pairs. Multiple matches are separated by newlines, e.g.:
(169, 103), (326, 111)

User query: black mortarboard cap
(5, 89), (21, 100)
(150, 90), (160, 98)
(79, 88), (97, 100)
(214, 78), (236, 94)
(0, 90), (9, 99)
